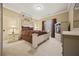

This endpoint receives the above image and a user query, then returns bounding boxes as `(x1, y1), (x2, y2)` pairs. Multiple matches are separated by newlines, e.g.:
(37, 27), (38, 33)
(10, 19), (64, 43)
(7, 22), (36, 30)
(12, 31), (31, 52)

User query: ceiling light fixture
(36, 6), (41, 10)
(34, 4), (43, 11)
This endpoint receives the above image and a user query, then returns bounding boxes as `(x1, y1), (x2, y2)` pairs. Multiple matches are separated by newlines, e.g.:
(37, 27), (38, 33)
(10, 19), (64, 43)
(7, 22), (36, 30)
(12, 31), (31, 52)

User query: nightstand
(8, 34), (20, 43)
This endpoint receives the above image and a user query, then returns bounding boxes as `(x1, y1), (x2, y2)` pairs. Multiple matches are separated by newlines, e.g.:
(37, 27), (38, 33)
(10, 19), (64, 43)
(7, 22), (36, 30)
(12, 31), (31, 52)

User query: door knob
(3, 29), (5, 32)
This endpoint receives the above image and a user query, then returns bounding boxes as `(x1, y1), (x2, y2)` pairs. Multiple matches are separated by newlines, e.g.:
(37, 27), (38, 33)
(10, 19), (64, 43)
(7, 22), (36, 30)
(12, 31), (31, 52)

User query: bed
(20, 26), (49, 48)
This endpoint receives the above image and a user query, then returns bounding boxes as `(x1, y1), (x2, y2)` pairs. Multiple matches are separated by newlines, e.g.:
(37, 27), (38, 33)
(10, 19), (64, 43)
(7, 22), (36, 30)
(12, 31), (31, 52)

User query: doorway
(51, 18), (57, 38)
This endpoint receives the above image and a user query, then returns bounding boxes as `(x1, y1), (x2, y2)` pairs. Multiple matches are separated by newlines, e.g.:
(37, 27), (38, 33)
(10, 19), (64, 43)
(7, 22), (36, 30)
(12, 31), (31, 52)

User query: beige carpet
(3, 38), (62, 56)
(33, 38), (62, 56)
(3, 40), (33, 56)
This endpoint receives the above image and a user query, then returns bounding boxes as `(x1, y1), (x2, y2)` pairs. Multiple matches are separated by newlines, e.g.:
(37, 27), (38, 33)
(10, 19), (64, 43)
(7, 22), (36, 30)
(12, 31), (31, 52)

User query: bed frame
(20, 26), (48, 44)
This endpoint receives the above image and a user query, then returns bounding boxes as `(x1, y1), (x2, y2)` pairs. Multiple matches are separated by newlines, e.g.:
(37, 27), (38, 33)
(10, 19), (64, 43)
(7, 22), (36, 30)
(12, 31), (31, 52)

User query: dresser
(8, 34), (19, 43)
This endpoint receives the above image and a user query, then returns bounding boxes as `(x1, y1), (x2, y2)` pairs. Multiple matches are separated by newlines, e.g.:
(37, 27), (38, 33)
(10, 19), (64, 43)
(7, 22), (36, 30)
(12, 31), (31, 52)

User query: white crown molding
(42, 4), (76, 20)
(41, 9), (68, 20)
(67, 3), (75, 11)
(3, 6), (33, 19)
(3, 6), (20, 14)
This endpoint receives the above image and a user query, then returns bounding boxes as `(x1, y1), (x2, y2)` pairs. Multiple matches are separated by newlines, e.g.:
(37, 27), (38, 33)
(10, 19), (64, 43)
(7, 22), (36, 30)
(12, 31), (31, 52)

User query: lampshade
(11, 25), (16, 28)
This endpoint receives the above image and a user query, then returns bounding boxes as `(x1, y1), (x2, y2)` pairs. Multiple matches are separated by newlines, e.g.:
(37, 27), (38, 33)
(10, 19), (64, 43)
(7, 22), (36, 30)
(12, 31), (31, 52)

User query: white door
(3, 15), (9, 42)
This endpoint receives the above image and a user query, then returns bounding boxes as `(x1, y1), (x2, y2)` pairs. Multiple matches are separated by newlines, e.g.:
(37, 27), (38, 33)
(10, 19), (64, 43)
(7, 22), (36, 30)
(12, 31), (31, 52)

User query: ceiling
(3, 3), (69, 19)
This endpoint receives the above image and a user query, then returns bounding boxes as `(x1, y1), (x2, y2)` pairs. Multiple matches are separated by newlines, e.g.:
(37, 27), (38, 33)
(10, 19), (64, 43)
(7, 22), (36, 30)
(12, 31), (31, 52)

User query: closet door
(51, 19), (57, 37)
(42, 21), (45, 31)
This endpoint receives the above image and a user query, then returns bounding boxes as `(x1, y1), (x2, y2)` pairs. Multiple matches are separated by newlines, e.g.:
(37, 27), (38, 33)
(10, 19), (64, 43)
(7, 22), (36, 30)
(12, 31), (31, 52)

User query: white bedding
(3, 40), (33, 56)
(32, 33), (49, 48)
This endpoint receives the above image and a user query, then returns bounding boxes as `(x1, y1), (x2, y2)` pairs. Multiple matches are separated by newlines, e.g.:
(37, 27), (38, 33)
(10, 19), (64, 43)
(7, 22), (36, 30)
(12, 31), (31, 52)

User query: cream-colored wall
(3, 8), (21, 41)
(21, 17), (42, 30)
(51, 12), (69, 31)
(21, 17), (33, 27)
(43, 12), (69, 32)
(69, 7), (74, 30)
(68, 4), (79, 30)
(33, 20), (42, 30)
(73, 9), (79, 28)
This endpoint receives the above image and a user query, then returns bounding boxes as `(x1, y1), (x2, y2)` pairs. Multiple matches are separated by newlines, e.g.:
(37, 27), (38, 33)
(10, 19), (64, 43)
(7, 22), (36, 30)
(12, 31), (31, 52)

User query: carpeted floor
(3, 37), (62, 56)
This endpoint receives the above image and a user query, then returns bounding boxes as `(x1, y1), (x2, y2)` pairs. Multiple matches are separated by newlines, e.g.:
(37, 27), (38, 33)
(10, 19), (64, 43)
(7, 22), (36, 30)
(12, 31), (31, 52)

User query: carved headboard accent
(20, 26), (33, 43)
